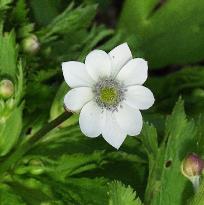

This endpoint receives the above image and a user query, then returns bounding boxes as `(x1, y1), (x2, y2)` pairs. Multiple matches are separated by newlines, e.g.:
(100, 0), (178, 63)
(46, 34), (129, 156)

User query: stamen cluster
(93, 77), (126, 112)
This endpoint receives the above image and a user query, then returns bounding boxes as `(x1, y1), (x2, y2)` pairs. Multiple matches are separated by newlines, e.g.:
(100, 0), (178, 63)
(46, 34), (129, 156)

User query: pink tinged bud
(0, 80), (14, 99)
(181, 153), (204, 192)
(181, 153), (204, 178)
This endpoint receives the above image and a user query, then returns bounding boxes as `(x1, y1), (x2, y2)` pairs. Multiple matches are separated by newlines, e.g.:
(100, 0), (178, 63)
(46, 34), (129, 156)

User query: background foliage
(0, 0), (204, 204)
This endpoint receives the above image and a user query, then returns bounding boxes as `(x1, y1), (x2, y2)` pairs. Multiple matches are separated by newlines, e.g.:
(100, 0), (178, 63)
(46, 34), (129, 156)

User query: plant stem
(192, 176), (200, 193)
(0, 111), (72, 177)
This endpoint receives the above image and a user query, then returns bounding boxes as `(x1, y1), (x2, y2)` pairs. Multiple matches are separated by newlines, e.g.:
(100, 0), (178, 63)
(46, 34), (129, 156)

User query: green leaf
(65, 177), (109, 205)
(15, 61), (24, 104)
(30, 0), (61, 26)
(0, 105), (23, 156)
(11, 0), (34, 39)
(12, 0), (28, 24)
(0, 0), (13, 11)
(6, 179), (53, 205)
(119, 0), (204, 68)
(45, 177), (109, 205)
(108, 181), (143, 205)
(45, 152), (106, 180)
(0, 183), (25, 205)
(144, 99), (197, 205)
(141, 122), (158, 158)
(147, 66), (204, 114)
(0, 31), (18, 78)
(38, 4), (97, 43)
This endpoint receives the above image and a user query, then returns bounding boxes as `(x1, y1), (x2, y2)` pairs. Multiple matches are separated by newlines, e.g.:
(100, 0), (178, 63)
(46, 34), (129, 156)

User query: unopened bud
(182, 153), (204, 178)
(23, 35), (40, 54)
(29, 159), (44, 175)
(181, 153), (204, 192)
(0, 80), (14, 99)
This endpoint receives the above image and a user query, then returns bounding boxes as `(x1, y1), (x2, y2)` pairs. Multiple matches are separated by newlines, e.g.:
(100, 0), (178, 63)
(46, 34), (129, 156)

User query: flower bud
(181, 153), (204, 192)
(181, 153), (204, 178)
(22, 35), (40, 54)
(29, 159), (44, 175)
(0, 80), (14, 99)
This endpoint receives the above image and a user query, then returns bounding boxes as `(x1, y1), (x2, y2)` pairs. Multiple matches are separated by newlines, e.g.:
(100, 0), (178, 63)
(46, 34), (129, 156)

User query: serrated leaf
(12, 0), (28, 23)
(45, 177), (108, 205)
(0, 31), (18, 78)
(108, 181), (143, 205)
(38, 4), (97, 43)
(45, 152), (106, 180)
(0, 0), (13, 11)
(144, 99), (197, 205)
(141, 122), (158, 158)
(65, 177), (108, 205)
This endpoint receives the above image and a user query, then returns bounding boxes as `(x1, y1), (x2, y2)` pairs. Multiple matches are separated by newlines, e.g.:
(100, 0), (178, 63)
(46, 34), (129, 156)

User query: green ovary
(99, 87), (118, 105)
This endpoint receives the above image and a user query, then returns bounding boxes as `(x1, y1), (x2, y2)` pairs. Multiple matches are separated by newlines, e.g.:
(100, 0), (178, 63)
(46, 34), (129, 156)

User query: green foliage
(38, 4), (97, 43)
(119, 0), (204, 68)
(0, 31), (18, 77)
(0, 0), (13, 12)
(143, 99), (197, 205)
(108, 181), (143, 205)
(0, 0), (204, 204)
(0, 105), (22, 156)
(0, 184), (26, 205)
(147, 66), (204, 114)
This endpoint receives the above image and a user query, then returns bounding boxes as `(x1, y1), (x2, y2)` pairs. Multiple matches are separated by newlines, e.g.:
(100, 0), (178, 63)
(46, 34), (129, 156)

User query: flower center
(99, 87), (118, 105)
(93, 77), (126, 111)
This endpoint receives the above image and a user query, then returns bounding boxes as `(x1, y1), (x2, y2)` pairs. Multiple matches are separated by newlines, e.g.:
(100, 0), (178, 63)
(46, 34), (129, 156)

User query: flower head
(62, 43), (155, 149)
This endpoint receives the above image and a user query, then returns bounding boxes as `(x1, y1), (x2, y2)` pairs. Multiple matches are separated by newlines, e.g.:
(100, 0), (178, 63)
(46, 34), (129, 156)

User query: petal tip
(102, 133), (126, 150)
(109, 142), (122, 150)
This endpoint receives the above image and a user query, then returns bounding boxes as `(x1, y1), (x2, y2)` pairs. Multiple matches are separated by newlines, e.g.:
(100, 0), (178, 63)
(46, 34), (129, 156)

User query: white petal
(109, 43), (132, 76)
(115, 103), (143, 136)
(62, 61), (94, 88)
(126, 85), (155, 110)
(79, 101), (104, 138)
(102, 111), (127, 149)
(116, 58), (148, 86)
(85, 50), (112, 81)
(64, 87), (94, 112)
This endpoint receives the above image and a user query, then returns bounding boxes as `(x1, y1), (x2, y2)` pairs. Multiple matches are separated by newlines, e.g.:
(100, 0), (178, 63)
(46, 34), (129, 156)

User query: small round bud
(181, 153), (204, 178)
(29, 159), (43, 166)
(29, 159), (44, 175)
(181, 153), (204, 192)
(22, 35), (40, 54)
(0, 80), (14, 99)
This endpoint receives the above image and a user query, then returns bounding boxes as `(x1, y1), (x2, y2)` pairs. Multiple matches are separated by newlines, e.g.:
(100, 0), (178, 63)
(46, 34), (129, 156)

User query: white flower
(62, 43), (155, 149)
